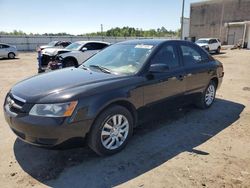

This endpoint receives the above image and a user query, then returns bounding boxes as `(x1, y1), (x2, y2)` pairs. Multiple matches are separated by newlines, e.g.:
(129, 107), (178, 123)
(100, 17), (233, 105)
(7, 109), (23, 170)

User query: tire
(216, 47), (221, 54)
(64, 58), (77, 68)
(196, 80), (217, 109)
(8, 52), (15, 59)
(88, 105), (133, 156)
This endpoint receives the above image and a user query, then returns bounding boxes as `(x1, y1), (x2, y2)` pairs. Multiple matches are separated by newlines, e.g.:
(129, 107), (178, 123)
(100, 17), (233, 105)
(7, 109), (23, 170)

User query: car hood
(42, 48), (71, 56)
(10, 68), (129, 103)
(196, 43), (208, 47)
(40, 45), (54, 50)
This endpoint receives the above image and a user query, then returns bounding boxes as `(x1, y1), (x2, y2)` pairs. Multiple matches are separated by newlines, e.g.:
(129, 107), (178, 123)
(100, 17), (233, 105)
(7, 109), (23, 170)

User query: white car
(195, 38), (221, 54)
(0, 43), (18, 59)
(57, 41), (110, 67)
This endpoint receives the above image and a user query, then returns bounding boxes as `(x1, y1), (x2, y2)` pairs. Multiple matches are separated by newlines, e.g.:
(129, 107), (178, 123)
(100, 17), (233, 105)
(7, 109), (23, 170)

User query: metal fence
(0, 35), (177, 51)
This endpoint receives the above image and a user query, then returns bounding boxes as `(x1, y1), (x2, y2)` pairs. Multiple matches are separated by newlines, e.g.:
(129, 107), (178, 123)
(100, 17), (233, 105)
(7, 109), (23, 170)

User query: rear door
(179, 42), (213, 94)
(143, 43), (186, 105)
(210, 39), (218, 51)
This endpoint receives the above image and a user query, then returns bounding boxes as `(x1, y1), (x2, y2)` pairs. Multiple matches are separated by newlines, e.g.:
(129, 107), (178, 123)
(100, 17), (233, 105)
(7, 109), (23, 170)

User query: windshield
(65, 42), (83, 50)
(196, 39), (209, 44)
(82, 43), (154, 75)
(47, 41), (58, 46)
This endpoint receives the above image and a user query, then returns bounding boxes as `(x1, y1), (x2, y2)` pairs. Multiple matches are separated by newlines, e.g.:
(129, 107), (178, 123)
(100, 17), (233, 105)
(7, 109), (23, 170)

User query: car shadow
(0, 57), (20, 61)
(13, 98), (244, 187)
(211, 51), (226, 56)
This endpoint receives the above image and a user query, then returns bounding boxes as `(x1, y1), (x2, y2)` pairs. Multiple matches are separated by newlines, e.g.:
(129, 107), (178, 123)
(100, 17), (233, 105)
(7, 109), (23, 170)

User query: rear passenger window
(180, 45), (208, 65)
(2, 45), (9, 48)
(84, 43), (108, 50)
(151, 45), (180, 69)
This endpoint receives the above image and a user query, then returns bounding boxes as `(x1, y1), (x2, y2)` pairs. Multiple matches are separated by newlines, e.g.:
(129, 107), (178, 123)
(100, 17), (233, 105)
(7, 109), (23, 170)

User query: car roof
(118, 39), (169, 46)
(117, 39), (188, 47)
(197, 38), (218, 40)
(74, 41), (110, 45)
(0, 43), (10, 45)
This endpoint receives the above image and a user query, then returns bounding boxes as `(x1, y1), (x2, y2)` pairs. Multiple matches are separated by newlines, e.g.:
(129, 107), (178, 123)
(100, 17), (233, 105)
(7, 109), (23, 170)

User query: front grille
(41, 54), (54, 66)
(6, 94), (26, 114)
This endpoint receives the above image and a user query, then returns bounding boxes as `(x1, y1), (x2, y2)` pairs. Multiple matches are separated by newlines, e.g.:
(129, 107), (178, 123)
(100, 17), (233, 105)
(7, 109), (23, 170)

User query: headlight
(29, 101), (78, 117)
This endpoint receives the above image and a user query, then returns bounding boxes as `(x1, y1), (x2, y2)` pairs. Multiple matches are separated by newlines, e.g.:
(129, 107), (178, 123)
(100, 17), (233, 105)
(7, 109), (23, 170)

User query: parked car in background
(0, 43), (18, 59)
(195, 38), (221, 54)
(41, 41), (110, 68)
(4, 39), (224, 156)
(40, 41), (71, 50)
(57, 41), (110, 67)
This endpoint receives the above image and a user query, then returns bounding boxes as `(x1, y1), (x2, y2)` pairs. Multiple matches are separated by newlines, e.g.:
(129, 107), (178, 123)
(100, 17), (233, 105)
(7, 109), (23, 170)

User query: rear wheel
(196, 80), (217, 109)
(88, 105), (133, 156)
(8, 52), (15, 59)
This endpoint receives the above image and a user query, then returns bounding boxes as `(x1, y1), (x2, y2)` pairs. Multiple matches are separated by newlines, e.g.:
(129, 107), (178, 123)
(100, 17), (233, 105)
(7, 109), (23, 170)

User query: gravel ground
(0, 50), (249, 188)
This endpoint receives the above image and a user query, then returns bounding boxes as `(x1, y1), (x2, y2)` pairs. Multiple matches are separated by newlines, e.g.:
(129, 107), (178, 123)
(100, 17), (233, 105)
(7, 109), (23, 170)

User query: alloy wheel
(101, 114), (129, 150)
(205, 84), (215, 106)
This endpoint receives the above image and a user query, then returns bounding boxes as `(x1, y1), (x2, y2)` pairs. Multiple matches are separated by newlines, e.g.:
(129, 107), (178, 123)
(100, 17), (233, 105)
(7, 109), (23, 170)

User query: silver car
(0, 43), (18, 59)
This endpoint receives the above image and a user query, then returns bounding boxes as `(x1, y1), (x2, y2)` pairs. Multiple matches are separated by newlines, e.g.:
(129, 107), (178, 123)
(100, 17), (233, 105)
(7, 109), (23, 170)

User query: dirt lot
(0, 50), (250, 188)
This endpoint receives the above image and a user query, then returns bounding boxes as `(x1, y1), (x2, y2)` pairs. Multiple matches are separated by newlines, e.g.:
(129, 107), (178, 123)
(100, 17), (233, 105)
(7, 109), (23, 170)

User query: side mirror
(149, 63), (169, 73)
(81, 47), (87, 52)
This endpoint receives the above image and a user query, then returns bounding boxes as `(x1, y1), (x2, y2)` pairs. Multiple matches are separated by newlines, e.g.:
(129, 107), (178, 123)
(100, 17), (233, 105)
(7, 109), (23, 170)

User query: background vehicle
(0, 43), (18, 59)
(195, 38), (221, 54)
(40, 41), (71, 50)
(57, 41), (110, 67)
(4, 40), (224, 156)
(41, 41), (110, 68)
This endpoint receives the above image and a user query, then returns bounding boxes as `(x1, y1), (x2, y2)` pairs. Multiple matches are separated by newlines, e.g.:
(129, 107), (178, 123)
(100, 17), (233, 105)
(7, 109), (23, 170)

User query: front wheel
(88, 105), (133, 156)
(8, 52), (15, 59)
(196, 81), (217, 109)
(216, 47), (221, 54)
(64, 58), (78, 68)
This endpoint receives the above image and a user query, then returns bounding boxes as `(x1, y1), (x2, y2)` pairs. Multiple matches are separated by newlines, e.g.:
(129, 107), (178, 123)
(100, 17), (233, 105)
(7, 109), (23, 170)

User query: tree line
(0, 27), (180, 37)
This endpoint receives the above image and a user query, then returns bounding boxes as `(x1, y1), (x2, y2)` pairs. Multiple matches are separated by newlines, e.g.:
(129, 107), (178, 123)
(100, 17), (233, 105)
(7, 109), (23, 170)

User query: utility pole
(180, 0), (185, 40)
(101, 24), (104, 41)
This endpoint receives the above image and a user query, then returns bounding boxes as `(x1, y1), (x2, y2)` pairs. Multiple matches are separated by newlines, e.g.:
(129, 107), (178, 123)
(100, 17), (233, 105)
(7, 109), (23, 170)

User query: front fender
(75, 85), (144, 121)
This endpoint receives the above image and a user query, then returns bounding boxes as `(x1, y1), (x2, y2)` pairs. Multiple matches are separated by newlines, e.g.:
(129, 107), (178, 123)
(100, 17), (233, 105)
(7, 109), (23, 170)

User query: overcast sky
(0, 0), (203, 34)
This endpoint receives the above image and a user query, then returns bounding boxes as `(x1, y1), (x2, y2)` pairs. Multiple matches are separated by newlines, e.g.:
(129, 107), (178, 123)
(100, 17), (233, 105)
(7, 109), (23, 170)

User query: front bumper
(201, 46), (209, 52)
(4, 102), (92, 147)
(41, 54), (56, 66)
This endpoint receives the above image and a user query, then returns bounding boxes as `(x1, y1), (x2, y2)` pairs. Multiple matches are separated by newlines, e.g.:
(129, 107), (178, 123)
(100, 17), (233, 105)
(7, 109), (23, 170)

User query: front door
(143, 43), (186, 105)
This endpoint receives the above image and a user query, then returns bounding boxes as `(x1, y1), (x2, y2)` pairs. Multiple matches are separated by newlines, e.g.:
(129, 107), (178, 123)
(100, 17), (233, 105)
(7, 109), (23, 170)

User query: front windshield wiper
(89, 65), (112, 74)
(79, 64), (89, 70)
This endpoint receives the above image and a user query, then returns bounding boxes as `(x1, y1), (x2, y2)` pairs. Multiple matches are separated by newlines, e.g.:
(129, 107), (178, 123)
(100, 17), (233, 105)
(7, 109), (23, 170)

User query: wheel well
(96, 100), (137, 128)
(211, 77), (218, 88)
(8, 52), (15, 56)
(64, 57), (78, 66)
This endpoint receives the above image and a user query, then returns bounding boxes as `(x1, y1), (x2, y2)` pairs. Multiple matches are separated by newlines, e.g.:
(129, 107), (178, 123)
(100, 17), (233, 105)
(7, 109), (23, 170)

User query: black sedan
(4, 39), (224, 156)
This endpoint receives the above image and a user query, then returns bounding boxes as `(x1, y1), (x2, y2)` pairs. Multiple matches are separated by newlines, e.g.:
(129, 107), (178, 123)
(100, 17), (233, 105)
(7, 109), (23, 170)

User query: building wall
(190, 0), (250, 44)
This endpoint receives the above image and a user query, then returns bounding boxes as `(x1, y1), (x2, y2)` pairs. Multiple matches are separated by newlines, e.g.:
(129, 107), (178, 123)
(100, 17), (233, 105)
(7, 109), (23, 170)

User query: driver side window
(151, 44), (179, 69)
